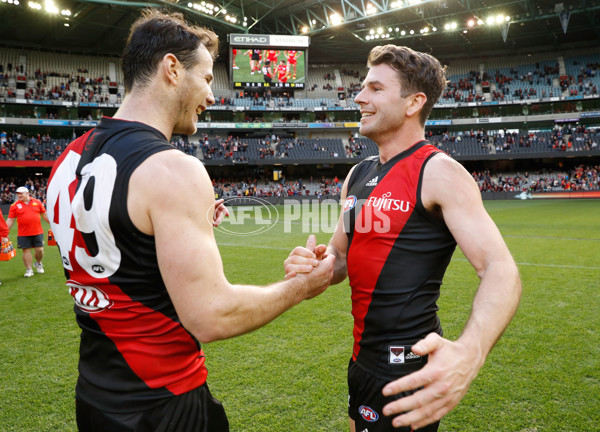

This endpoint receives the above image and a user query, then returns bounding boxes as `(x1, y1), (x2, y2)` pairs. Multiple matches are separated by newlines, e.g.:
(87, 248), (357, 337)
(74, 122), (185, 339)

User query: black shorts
(348, 359), (439, 432)
(17, 234), (44, 249)
(76, 384), (229, 432)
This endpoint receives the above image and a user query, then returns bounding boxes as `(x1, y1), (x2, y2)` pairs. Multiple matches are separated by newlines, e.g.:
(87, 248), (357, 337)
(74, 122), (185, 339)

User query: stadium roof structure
(1, 0), (600, 63)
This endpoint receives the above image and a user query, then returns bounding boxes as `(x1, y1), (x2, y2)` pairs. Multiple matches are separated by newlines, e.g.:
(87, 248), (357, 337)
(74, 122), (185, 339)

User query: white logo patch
(366, 176), (378, 186)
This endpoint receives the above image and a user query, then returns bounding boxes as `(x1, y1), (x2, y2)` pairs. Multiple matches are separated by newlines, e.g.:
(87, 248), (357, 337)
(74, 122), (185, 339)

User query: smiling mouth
(361, 112), (374, 119)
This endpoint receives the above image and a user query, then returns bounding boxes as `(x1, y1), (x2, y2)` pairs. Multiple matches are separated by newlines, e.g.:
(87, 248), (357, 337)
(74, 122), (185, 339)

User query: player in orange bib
(263, 49), (280, 76)
(276, 60), (289, 83)
(285, 50), (302, 79)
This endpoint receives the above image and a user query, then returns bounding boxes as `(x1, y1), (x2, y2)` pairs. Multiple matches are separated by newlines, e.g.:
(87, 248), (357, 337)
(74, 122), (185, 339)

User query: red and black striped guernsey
(343, 141), (457, 379)
(47, 117), (208, 413)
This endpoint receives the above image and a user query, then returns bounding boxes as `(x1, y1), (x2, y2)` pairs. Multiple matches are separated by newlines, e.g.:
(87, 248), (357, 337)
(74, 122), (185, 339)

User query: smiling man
(46, 10), (334, 432)
(285, 45), (521, 432)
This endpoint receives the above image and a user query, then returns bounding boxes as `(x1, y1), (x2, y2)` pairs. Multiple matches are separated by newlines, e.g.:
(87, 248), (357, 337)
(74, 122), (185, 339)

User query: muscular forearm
(198, 278), (307, 343)
(458, 260), (521, 362)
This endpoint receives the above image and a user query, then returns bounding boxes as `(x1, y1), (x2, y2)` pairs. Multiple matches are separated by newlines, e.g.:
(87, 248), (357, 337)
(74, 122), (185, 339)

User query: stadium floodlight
(44, 0), (58, 14)
(377, 27), (383, 34)
(486, 16), (495, 25)
(366, 3), (376, 15)
(467, 19), (475, 27)
(495, 15), (504, 24)
(301, 26), (308, 33)
(330, 13), (343, 26)
(401, 30), (406, 35)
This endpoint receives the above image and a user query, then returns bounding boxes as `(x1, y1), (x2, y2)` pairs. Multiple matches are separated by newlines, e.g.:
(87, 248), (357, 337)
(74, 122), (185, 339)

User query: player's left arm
(381, 153), (521, 430)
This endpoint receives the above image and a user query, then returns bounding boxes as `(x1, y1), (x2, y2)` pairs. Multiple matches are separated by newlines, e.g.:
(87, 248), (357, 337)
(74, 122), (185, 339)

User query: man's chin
(173, 125), (197, 137)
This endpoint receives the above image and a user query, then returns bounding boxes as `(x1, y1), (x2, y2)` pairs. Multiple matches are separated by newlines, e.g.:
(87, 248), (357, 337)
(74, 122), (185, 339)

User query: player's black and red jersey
(343, 141), (457, 379)
(47, 117), (208, 413)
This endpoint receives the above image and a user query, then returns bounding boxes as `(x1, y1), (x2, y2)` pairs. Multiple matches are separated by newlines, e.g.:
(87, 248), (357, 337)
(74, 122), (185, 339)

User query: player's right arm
(129, 150), (335, 343)
(284, 165), (356, 285)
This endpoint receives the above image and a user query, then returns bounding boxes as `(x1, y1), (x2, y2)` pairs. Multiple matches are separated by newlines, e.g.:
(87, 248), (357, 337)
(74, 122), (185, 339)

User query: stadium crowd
(2, 52), (600, 107)
(1, 164), (598, 206)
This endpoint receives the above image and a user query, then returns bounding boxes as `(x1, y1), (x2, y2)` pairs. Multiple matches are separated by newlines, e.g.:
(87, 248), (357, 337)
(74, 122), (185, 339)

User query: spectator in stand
(6, 186), (49, 277)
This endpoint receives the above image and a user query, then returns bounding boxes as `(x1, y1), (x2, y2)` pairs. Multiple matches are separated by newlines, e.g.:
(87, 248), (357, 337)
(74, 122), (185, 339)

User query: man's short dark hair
(367, 45), (447, 125)
(122, 9), (219, 93)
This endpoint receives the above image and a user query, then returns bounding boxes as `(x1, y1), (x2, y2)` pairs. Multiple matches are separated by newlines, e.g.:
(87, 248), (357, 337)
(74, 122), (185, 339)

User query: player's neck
(376, 125), (425, 164)
(113, 89), (174, 141)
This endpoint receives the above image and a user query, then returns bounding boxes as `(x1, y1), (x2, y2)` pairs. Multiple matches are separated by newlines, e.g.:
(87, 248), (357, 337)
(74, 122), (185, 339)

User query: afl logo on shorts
(359, 405), (379, 422)
(344, 195), (357, 212)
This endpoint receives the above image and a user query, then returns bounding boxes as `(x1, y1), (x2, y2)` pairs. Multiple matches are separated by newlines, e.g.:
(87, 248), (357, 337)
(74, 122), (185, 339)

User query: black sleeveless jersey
(343, 141), (457, 379)
(47, 117), (208, 413)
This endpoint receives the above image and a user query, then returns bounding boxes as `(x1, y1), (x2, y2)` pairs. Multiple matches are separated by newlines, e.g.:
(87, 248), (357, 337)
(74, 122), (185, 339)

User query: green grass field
(1, 199), (599, 431)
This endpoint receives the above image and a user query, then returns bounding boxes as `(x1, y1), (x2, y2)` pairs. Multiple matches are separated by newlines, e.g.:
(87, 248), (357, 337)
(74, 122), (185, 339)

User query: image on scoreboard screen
(230, 46), (306, 89)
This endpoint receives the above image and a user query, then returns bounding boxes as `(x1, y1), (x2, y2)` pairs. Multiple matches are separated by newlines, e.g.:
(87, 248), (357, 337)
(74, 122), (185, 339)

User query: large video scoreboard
(228, 34), (310, 89)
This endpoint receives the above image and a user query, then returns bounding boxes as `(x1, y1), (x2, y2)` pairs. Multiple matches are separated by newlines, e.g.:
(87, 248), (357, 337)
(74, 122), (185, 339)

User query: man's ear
(406, 92), (427, 119)
(162, 53), (181, 86)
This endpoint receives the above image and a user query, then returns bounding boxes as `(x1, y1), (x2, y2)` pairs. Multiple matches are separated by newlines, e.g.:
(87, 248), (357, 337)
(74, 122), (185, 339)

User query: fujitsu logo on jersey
(68, 281), (113, 313)
(365, 192), (410, 212)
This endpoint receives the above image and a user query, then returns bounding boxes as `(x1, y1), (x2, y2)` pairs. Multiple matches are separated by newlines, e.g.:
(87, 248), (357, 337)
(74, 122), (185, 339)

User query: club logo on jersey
(68, 281), (113, 313)
(364, 192), (411, 213)
(365, 176), (378, 186)
(359, 405), (379, 422)
(389, 346), (405, 363)
(343, 195), (357, 212)
(389, 346), (423, 364)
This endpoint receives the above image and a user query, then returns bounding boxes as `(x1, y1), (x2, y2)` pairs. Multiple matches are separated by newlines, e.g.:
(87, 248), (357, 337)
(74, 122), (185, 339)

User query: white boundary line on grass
(217, 243), (600, 270)
(504, 235), (600, 242)
(450, 257), (600, 270)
